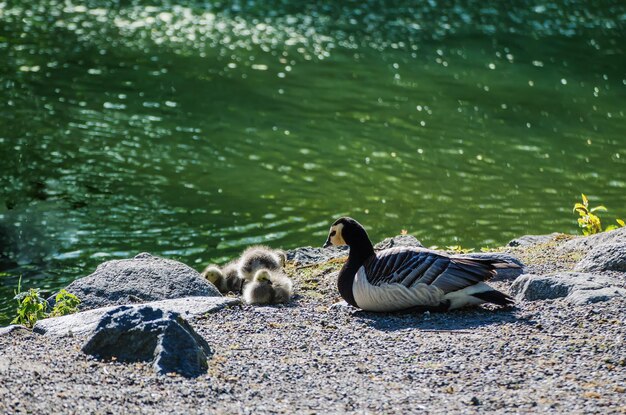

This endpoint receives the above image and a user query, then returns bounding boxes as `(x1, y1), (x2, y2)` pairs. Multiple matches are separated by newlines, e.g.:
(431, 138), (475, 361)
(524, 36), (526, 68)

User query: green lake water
(1, 0), (624, 322)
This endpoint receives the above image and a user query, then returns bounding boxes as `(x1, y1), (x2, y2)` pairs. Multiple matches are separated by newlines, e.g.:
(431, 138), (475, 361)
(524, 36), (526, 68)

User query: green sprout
(11, 277), (48, 328)
(573, 193), (624, 235)
(11, 276), (81, 327)
(50, 289), (81, 317)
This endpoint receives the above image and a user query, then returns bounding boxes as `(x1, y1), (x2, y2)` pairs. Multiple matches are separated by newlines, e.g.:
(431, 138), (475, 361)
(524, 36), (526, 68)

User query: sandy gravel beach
(1, 238), (625, 414)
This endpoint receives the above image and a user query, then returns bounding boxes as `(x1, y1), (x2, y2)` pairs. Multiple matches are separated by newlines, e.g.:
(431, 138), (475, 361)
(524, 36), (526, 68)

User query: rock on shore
(82, 306), (212, 378)
(49, 252), (221, 311)
(511, 272), (626, 304)
(34, 296), (239, 337)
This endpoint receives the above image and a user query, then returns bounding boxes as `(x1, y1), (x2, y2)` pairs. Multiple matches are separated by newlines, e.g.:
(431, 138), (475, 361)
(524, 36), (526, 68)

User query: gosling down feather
(238, 245), (286, 282)
(243, 269), (293, 305)
(323, 217), (518, 312)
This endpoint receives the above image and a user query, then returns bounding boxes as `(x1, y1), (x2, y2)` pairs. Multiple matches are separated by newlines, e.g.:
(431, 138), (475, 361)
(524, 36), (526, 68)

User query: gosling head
(201, 265), (223, 284)
(323, 217), (368, 248)
(254, 269), (273, 284)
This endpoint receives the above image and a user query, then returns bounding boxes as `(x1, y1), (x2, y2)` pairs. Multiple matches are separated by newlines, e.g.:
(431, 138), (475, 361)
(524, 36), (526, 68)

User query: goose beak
(323, 237), (332, 248)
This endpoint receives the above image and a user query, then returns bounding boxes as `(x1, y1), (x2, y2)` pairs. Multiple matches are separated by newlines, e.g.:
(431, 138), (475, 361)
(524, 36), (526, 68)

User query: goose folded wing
(365, 250), (498, 293)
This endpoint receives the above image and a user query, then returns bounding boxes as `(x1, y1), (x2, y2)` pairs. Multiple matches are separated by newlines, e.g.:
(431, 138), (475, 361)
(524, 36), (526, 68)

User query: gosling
(243, 269), (293, 305)
(238, 245), (286, 282)
(201, 261), (244, 293)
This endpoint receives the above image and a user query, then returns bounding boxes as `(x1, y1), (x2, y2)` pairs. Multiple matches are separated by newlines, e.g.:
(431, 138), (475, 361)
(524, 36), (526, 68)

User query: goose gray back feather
(363, 247), (509, 294)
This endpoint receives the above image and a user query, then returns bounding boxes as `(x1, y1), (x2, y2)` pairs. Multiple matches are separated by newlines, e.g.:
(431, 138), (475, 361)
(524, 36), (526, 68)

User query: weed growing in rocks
(11, 277), (48, 327)
(573, 193), (624, 235)
(50, 289), (81, 317)
(11, 277), (81, 327)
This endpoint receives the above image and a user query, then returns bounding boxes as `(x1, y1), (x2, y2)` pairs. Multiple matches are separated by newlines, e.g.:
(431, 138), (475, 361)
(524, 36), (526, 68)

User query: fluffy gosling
(243, 269), (293, 305)
(201, 261), (244, 294)
(201, 265), (224, 287)
(238, 245), (286, 282)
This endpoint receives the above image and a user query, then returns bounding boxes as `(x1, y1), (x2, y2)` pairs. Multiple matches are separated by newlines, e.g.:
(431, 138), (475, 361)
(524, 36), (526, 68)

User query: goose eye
(330, 231), (336, 237)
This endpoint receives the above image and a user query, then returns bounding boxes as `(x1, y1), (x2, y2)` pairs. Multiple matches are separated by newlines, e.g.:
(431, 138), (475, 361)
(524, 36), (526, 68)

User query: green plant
(11, 277), (81, 327)
(446, 245), (474, 254)
(480, 246), (504, 253)
(11, 277), (48, 328)
(573, 194), (624, 235)
(605, 218), (625, 232)
(50, 289), (81, 317)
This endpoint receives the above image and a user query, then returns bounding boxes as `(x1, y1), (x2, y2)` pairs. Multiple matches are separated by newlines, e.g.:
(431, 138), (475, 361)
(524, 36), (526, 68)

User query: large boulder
(574, 243), (626, 273)
(34, 296), (239, 337)
(511, 272), (626, 305)
(82, 306), (211, 377)
(50, 253), (221, 310)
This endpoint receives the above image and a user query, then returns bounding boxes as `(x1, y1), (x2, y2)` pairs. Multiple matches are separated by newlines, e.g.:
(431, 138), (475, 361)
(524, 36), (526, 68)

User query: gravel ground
(1, 244), (625, 414)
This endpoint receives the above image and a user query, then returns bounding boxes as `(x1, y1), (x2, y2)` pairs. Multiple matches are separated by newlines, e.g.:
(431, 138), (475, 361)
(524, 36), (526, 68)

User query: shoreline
(1, 229), (625, 414)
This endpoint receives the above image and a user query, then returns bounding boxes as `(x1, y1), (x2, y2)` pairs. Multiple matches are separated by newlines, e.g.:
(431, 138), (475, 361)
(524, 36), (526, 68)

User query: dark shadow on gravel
(354, 307), (535, 332)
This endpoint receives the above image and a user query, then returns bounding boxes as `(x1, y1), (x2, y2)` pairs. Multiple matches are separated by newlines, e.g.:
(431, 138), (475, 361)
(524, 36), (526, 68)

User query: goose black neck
(337, 237), (375, 308)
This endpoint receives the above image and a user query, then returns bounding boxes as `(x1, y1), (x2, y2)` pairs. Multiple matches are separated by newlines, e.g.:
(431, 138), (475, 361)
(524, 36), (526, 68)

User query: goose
(242, 269), (294, 305)
(323, 217), (517, 312)
(238, 245), (286, 282)
(201, 261), (244, 293)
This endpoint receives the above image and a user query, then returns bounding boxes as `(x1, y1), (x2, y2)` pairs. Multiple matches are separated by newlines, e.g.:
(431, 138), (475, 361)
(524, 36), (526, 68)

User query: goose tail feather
(470, 289), (515, 307)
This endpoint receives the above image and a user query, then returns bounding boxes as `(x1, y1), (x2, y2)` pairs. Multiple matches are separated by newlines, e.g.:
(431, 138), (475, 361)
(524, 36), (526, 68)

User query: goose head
(323, 217), (371, 248)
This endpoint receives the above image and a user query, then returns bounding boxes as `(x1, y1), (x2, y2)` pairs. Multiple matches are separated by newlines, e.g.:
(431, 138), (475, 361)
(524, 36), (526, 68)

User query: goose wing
(364, 247), (506, 293)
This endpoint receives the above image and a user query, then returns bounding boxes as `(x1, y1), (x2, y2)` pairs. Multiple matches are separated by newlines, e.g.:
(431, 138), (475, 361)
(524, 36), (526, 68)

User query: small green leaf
(590, 205), (607, 213)
(616, 219), (625, 227)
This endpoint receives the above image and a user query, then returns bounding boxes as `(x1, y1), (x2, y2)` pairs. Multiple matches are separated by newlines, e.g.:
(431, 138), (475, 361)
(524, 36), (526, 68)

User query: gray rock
(507, 233), (561, 247)
(82, 306), (212, 377)
(511, 272), (626, 305)
(50, 252), (221, 311)
(34, 296), (238, 337)
(0, 325), (28, 336)
(567, 287), (626, 305)
(286, 246), (348, 266)
(287, 235), (422, 266)
(560, 226), (626, 253)
(374, 235), (423, 250)
(459, 252), (525, 280)
(574, 243), (626, 272)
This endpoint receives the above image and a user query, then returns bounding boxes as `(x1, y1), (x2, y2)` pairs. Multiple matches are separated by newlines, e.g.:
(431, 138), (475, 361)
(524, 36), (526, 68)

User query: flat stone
(82, 306), (211, 377)
(286, 246), (348, 266)
(0, 325), (28, 336)
(560, 227), (626, 253)
(574, 243), (626, 272)
(459, 252), (525, 280)
(49, 252), (221, 311)
(507, 233), (561, 247)
(511, 272), (625, 305)
(374, 235), (423, 250)
(567, 287), (626, 305)
(287, 235), (422, 266)
(34, 296), (238, 337)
